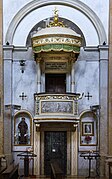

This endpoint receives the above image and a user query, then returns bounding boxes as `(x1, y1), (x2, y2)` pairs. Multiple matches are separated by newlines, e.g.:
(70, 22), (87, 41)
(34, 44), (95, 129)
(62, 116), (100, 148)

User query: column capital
(36, 57), (42, 63)
(98, 45), (109, 60)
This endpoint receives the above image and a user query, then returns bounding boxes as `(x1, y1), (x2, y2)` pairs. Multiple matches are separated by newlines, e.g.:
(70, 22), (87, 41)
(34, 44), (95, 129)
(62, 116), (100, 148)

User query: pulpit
(17, 151), (37, 177)
(80, 151), (100, 178)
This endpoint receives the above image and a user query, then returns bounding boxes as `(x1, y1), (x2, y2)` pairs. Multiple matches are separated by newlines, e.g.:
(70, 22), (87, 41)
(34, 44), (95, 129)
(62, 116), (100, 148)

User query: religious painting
(14, 115), (31, 145)
(80, 112), (97, 146)
(82, 122), (94, 136)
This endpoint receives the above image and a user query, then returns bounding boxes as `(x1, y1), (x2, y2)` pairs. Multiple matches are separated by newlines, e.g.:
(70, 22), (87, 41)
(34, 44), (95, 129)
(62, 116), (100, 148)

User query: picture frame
(82, 122), (94, 136)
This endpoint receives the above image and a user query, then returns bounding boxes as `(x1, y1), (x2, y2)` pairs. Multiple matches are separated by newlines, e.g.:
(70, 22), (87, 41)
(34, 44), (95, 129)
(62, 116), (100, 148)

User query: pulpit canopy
(31, 8), (82, 61)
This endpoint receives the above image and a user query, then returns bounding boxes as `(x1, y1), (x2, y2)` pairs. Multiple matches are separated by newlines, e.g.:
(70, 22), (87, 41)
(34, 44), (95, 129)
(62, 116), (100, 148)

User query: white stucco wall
(12, 5), (99, 46)
(3, 0), (108, 46)
(80, 0), (109, 36)
(3, 0), (31, 35)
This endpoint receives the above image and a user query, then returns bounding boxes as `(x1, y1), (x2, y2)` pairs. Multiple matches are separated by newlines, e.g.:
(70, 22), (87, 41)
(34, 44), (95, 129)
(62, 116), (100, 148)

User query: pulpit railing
(34, 93), (81, 120)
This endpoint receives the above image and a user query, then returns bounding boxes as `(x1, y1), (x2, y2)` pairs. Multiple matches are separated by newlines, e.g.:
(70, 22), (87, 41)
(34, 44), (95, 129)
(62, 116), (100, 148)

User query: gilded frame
(82, 122), (94, 136)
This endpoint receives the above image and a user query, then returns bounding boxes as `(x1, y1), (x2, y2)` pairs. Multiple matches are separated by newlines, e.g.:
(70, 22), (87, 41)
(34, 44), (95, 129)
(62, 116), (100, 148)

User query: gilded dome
(32, 26), (81, 38)
(31, 8), (82, 54)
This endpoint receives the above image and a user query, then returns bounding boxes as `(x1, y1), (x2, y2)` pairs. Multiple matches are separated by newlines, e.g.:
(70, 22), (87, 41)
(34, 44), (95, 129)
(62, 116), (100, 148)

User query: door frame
(34, 123), (78, 176)
(44, 131), (67, 175)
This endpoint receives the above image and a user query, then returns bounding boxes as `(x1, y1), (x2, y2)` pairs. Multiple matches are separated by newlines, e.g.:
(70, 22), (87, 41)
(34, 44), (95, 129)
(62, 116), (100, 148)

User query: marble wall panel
(4, 49), (106, 119)
(13, 47), (34, 61)
(12, 58), (37, 114)
(3, 115), (11, 153)
(75, 59), (99, 112)
(79, 48), (99, 61)
(4, 60), (12, 104)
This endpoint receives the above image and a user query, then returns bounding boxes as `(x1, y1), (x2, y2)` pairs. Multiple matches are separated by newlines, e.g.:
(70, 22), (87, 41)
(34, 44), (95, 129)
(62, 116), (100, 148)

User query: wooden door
(45, 74), (66, 93)
(44, 131), (67, 175)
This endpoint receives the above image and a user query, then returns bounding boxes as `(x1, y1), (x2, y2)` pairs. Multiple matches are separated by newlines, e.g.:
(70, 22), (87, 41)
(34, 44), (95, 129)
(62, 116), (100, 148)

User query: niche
(14, 110), (32, 146)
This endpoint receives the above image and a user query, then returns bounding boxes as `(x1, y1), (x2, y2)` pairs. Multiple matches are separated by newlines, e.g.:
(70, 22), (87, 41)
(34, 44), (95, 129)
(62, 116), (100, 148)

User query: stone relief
(41, 101), (73, 114)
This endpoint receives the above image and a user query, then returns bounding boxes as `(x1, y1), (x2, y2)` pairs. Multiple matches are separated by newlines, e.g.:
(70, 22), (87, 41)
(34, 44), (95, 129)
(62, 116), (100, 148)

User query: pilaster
(34, 124), (40, 175)
(99, 45), (108, 155)
(3, 45), (14, 165)
(106, 0), (112, 176)
(98, 45), (108, 176)
(109, 0), (112, 156)
(71, 129), (78, 175)
(0, 0), (3, 155)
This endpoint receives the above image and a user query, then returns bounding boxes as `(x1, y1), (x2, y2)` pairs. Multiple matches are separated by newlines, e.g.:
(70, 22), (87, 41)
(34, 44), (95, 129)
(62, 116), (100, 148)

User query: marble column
(0, 0), (3, 155)
(71, 60), (75, 93)
(36, 59), (41, 93)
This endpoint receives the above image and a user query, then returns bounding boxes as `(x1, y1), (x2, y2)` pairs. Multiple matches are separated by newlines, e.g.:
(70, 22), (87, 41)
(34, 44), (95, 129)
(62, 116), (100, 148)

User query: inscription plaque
(45, 62), (67, 71)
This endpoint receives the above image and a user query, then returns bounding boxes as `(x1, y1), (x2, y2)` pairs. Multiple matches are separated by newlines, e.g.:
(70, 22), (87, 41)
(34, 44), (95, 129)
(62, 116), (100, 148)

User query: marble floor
(21, 175), (108, 179)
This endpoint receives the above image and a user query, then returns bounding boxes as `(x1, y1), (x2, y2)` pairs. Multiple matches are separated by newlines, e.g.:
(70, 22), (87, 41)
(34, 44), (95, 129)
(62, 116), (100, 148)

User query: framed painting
(82, 122), (94, 136)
